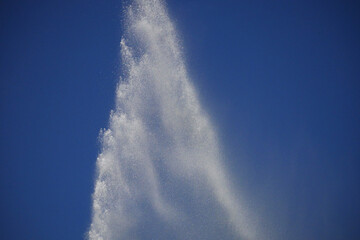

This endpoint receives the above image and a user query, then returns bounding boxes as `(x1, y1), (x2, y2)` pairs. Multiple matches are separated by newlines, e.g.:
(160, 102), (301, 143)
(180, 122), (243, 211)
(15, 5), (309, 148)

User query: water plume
(88, 0), (255, 239)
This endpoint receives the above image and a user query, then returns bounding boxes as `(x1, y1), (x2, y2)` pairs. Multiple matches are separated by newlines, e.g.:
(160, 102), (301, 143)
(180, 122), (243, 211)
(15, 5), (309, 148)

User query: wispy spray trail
(88, 0), (256, 239)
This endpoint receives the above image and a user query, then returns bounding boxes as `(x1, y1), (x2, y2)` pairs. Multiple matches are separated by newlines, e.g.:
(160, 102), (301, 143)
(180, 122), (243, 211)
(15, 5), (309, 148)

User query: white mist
(88, 0), (256, 239)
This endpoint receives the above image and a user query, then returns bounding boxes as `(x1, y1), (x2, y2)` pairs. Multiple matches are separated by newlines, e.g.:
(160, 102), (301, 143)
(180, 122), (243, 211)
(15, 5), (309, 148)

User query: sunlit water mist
(88, 0), (256, 239)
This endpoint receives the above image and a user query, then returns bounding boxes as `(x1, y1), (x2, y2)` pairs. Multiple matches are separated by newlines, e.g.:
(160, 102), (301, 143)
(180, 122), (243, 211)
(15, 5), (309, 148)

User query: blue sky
(1, 0), (359, 239)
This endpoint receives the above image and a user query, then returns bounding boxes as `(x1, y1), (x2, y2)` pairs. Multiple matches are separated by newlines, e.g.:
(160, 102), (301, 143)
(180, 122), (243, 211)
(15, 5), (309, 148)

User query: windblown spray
(88, 0), (255, 239)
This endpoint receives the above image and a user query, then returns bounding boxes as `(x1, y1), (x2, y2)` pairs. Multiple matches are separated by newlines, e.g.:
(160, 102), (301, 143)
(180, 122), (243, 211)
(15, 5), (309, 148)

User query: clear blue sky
(0, 0), (359, 239)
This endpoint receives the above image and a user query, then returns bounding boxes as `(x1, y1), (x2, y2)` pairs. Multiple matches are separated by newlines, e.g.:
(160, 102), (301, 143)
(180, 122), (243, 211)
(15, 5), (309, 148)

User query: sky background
(1, 0), (359, 239)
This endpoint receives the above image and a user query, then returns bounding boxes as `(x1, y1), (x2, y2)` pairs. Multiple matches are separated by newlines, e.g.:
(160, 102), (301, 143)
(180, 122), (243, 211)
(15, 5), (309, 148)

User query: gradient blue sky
(1, 0), (359, 239)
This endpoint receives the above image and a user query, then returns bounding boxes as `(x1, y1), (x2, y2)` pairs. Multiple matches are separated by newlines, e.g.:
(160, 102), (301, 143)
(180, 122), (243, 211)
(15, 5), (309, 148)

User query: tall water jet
(88, 0), (255, 239)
